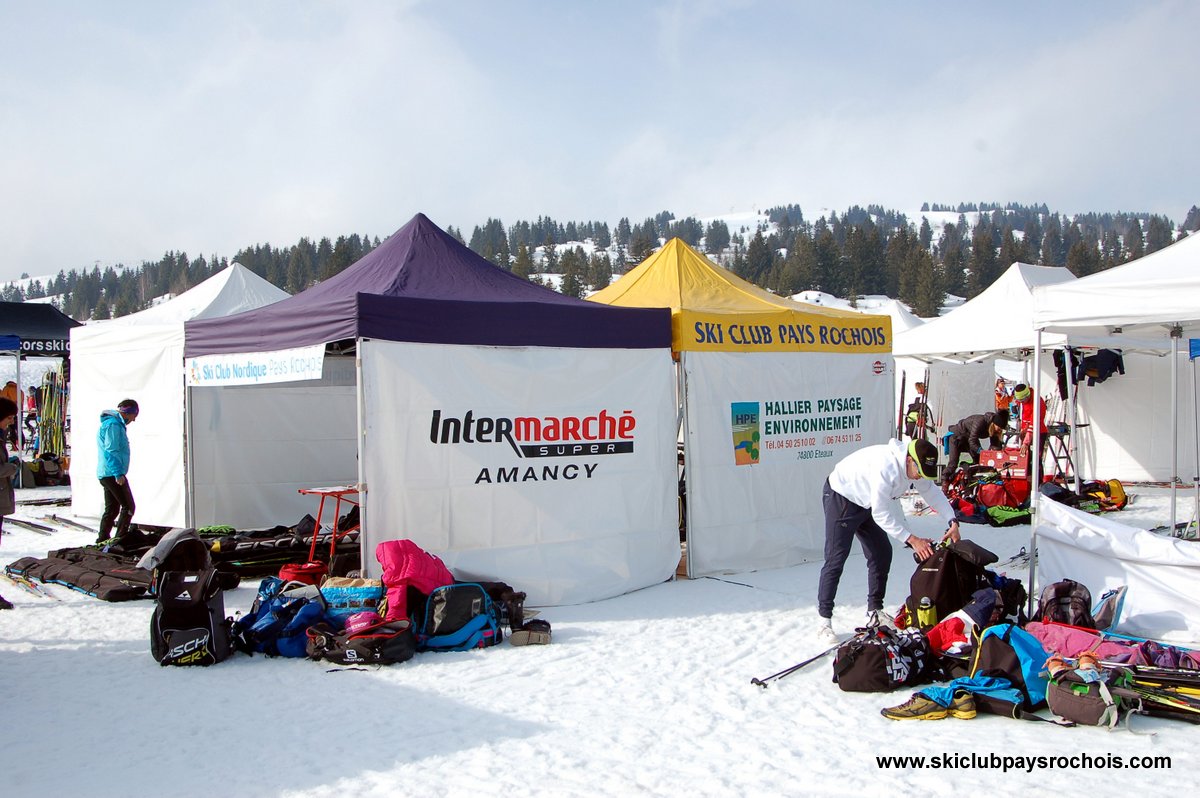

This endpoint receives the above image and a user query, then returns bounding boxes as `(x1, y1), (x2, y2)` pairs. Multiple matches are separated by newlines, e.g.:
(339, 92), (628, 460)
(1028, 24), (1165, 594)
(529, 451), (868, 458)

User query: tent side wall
(359, 340), (680, 606)
(70, 324), (188, 526)
(683, 350), (894, 576)
(187, 356), (359, 529)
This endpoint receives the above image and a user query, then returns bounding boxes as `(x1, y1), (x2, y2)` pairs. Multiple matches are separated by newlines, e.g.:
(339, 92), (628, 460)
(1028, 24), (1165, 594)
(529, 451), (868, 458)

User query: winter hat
(1013, 384), (1031, 402)
(907, 438), (940, 480)
(344, 611), (383, 635)
(992, 408), (1010, 428)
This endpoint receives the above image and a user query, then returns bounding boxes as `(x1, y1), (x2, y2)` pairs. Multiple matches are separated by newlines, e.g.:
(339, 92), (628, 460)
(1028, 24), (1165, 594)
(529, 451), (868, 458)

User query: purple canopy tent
(185, 213), (666, 355)
(183, 214), (678, 604)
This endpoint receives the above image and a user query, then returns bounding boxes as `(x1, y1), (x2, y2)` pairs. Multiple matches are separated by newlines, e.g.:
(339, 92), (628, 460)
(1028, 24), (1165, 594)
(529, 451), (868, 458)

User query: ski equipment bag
(905, 539), (996, 631)
(233, 577), (328, 657)
(1046, 669), (1126, 728)
(319, 577), (385, 626)
(150, 568), (233, 666)
(305, 619), (416, 666)
(414, 582), (503, 651)
(1031, 578), (1095, 628)
(832, 626), (931, 692)
(968, 623), (1051, 717)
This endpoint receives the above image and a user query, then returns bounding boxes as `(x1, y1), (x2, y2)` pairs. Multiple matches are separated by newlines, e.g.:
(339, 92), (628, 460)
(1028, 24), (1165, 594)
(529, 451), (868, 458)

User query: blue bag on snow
(414, 582), (502, 651)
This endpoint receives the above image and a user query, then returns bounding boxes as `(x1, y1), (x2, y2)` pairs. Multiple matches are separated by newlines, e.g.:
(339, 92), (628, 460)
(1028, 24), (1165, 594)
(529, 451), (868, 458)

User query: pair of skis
(2, 572), (60, 601)
(4, 514), (98, 536)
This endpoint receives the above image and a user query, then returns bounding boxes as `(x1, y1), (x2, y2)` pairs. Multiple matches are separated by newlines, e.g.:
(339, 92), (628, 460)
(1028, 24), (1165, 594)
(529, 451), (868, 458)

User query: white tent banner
(685, 351), (893, 576)
(360, 340), (679, 606)
(186, 343), (325, 387)
(70, 265), (290, 527)
(71, 324), (188, 526)
(1037, 499), (1200, 645)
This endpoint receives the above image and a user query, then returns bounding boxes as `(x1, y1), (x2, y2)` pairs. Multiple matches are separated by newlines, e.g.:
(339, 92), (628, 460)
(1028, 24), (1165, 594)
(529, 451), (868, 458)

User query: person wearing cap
(816, 438), (960, 645)
(0, 397), (18, 609)
(97, 398), (140, 546)
(941, 409), (1010, 487)
(1012, 383), (1048, 475)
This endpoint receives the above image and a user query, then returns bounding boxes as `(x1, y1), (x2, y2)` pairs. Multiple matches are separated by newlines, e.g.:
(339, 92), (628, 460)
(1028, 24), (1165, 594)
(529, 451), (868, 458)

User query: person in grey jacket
(942, 409), (1009, 487)
(97, 399), (140, 546)
(0, 397), (19, 609)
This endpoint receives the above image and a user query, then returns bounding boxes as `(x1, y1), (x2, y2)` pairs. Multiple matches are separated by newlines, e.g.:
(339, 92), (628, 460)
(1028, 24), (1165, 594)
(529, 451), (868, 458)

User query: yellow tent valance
(589, 238), (891, 354)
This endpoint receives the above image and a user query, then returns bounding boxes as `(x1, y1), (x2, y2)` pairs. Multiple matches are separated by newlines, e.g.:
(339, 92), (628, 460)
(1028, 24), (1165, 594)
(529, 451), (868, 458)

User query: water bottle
(917, 596), (937, 628)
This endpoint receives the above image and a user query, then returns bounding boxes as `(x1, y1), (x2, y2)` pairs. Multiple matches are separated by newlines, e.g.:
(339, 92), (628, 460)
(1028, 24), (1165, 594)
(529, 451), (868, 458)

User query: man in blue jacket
(97, 399), (139, 546)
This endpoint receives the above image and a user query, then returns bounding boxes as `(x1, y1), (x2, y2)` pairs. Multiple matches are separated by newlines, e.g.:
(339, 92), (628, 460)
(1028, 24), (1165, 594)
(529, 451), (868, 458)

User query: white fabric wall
(359, 341), (679, 606)
(187, 355), (358, 529)
(1069, 351), (1198, 483)
(683, 351), (893, 576)
(71, 324), (188, 526)
(1037, 499), (1200, 645)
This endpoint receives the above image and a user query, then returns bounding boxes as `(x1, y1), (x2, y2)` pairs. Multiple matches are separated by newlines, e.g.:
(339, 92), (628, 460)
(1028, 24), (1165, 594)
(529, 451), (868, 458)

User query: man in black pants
(941, 409), (1009, 488)
(97, 399), (140, 546)
(816, 438), (959, 645)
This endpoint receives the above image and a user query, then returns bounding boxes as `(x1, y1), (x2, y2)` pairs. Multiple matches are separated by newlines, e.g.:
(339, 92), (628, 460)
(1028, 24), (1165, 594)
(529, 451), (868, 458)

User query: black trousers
(942, 435), (977, 483)
(817, 479), (893, 619)
(98, 476), (136, 541)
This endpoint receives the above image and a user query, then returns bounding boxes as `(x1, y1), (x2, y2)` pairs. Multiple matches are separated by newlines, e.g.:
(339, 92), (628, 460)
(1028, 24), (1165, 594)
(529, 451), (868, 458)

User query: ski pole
(751, 642), (840, 689)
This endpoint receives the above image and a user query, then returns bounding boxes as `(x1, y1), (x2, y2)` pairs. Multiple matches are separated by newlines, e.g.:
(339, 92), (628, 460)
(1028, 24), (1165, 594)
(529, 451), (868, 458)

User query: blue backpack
(414, 583), (502, 651)
(233, 577), (328, 658)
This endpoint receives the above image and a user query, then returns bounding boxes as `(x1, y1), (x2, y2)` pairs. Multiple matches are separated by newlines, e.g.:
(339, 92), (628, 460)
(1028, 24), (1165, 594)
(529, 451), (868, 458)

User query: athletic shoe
(815, 619), (839, 647)
(880, 694), (949, 721)
(949, 691), (977, 719)
(866, 609), (896, 629)
(0, 594), (13, 610)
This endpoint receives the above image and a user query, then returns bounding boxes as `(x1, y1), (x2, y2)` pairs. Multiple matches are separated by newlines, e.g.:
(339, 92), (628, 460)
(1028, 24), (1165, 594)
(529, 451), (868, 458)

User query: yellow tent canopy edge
(589, 238), (892, 354)
(677, 308), (891, 353)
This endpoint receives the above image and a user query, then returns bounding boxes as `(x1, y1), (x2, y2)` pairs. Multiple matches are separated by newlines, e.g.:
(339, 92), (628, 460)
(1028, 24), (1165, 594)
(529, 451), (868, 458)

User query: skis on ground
(16, 497), (70, 507)
(5, 516), (56, 535)
(2, 572), (60, 601)
(45, 514), (99, 534)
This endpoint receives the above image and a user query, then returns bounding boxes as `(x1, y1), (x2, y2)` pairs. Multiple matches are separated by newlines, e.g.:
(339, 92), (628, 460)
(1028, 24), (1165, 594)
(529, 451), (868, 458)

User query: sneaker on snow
(815, 620), (839, 647)
(880, 694), (949, 721)
(0, 594), (13, 610)
(948, 691), (977, 719)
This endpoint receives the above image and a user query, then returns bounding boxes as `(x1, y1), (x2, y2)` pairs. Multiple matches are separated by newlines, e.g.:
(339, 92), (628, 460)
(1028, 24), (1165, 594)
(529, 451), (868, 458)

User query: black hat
(908, 438), (939, 480)
(993, 408), (1010, 428)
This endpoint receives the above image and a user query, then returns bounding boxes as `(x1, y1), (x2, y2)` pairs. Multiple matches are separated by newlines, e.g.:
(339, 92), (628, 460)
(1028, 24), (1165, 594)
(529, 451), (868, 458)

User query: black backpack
(1031, 578), (1095, 628)
(906, 540), (996, 631)
(413, 582), (503, 651)
(150, 568), (234, 666)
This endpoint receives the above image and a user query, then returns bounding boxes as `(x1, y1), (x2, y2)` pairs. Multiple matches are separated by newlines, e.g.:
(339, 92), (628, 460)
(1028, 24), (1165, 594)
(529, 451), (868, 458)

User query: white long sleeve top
(827, 438), (956, 543)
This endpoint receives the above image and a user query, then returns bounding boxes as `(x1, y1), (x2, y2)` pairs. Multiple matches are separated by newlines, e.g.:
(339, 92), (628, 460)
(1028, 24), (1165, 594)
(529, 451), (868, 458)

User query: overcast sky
(2, 0), (1197, 283)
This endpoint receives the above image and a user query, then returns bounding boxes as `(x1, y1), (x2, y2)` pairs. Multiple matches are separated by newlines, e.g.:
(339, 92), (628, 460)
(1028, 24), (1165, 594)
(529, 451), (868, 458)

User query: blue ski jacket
(96, 409), (131, 478)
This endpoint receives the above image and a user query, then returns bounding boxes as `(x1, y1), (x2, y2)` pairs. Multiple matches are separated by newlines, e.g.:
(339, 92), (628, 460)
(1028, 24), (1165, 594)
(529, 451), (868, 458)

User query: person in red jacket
(1012, 383), (1047, 478)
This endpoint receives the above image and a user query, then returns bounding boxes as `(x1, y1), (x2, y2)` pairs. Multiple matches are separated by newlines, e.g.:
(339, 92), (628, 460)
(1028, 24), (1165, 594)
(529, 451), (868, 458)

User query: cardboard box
(979, 448), (1029, 478)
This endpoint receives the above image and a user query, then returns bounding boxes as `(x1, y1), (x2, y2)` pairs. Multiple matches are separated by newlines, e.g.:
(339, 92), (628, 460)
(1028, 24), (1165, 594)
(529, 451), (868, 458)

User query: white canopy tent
(70, 264), (289, 527)
(894, 262), (1171, 483)
(1033, 232), (1200, 533)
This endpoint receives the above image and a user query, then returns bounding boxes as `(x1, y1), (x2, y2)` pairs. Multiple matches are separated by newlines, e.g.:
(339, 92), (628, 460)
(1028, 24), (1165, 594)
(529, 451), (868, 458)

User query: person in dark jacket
(0, 397), (19, 609)
(97, 399), (140, 546)
(941, 409), (1009, 486)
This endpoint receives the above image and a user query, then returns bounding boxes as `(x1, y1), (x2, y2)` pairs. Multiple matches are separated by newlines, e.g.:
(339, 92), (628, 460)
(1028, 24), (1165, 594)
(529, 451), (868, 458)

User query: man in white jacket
(816, 438), (959, 645)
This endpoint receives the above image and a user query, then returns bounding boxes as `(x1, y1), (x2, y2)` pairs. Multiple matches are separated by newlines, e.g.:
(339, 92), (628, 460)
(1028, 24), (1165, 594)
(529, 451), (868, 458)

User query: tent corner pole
(1027, 332), (1043, 618)
(1171, 326), (1181, 532)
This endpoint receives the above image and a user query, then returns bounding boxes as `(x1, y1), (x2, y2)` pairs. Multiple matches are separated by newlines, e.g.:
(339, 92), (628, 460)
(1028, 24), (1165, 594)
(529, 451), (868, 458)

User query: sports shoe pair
(881, 691), (977, 721)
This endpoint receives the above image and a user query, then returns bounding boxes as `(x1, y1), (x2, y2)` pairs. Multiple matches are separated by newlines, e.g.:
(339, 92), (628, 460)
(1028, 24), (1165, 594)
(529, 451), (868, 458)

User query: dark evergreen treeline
(4, 203), (1197, 321)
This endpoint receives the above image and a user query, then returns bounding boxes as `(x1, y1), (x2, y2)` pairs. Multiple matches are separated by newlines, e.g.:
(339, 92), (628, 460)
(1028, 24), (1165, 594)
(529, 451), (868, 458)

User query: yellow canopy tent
(590, 238), (891, 354)
(590, 238), (895, 577)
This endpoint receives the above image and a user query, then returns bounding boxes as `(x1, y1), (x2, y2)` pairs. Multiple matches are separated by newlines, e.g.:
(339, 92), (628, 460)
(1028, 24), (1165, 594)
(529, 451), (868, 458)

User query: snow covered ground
(1, 484), (1197, 796)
